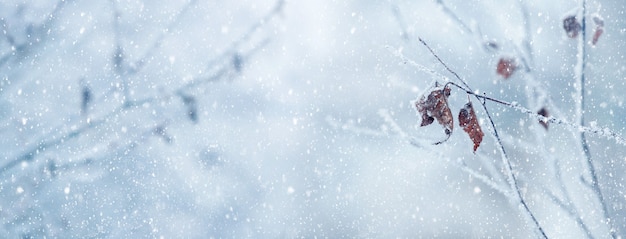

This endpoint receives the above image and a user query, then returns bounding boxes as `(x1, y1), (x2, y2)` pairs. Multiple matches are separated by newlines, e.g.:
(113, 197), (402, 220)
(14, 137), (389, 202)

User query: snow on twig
(392, 47), (626, 146)
(385, 45), (451, 85)
(574, 0), (616, 237)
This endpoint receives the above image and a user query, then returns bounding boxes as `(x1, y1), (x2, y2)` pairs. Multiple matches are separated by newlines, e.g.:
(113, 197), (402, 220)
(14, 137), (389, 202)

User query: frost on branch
(563, 15), (581, 39)
(496, 57), (517, 79)
(458, 99), (484, 152)
(414, 83), (453, 144)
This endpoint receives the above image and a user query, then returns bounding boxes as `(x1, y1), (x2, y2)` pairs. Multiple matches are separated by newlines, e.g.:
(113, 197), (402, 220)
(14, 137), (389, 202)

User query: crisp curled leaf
(496, 57), (517, 79)
(563, 15), (581, 39)
(537, 107), (549, 130)
(458, 100), (484, 152)
(415, 83), (453, 144)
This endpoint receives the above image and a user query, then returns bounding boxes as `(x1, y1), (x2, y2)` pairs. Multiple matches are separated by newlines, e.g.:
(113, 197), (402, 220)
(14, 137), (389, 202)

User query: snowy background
(1, 0), (625, 238)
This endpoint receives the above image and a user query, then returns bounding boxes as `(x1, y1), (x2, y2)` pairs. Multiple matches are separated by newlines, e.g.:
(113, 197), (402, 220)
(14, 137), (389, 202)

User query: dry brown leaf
(496, 57), (517, 79)
(415, 83), (453, 144)
(458, 99), (484, 152)
(592, 15), (604, 46)
(563, 15), (581, 39)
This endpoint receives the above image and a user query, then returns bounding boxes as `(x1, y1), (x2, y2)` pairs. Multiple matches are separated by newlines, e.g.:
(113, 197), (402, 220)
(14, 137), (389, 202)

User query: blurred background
(0, 0), (625, 237)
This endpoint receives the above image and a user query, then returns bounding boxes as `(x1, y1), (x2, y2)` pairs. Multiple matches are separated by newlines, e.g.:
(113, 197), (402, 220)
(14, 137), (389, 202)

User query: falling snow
(0, 0), (625, 238)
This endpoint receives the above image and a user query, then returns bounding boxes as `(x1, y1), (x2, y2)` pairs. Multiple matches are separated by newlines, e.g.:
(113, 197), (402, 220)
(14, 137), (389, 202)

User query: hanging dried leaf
(458, 99), (484, 152)
(496, 57), (517, 79)
(563, 15), (581, 39)
(591, 15), (604, 45)
(415, 83), (453, 144)
(537, 107), (549, 130)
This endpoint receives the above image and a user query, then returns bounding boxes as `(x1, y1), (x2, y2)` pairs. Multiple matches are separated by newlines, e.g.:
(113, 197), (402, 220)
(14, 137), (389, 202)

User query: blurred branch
(0, 0), (71, 68)
(109, 0), (200, 105)
(391, 5), (410, 41)
(203, 0), (284, 72)
(0, 0), (282, 177)
(378, 109), (409, 139)
(432, 0), (498, 51)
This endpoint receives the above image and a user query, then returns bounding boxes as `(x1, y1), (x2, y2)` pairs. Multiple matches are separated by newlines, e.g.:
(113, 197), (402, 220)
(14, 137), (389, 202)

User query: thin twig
(453, 84), (626, 146)
(390, 47), (626, 146)
(433, 0), (497, 51)
(434, 0), (471, 34)
(540, 183), (594, 239)
(575, 0), (616, 237)
(391, 5), (410, 41)
(457, 159), (510, 196)
(128, 0), (200, 74)
(551, 157), (594, 239)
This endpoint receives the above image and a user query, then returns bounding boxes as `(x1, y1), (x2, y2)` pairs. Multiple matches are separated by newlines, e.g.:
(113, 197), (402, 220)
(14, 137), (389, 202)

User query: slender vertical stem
(419, 37), (547, 239)
(575, 0), (615, 237)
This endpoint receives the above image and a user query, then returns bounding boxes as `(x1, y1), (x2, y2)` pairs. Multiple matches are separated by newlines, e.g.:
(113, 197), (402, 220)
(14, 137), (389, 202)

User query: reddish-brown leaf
(563, 15), (581, 38)
(458, 100), (484, 152)
(591, 15), (604, 45)
(415, 83), (453, 144)
(537, 107), (549, 130)
(496, 57), (517, 79)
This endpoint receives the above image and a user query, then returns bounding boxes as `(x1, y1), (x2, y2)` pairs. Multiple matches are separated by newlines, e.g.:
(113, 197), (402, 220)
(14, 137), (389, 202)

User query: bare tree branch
(574, 0), (616, 237)
(417, 37), (547, 239)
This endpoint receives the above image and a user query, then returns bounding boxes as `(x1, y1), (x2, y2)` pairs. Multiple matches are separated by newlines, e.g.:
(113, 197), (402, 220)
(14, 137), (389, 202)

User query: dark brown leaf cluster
(416, 83), (486, 152)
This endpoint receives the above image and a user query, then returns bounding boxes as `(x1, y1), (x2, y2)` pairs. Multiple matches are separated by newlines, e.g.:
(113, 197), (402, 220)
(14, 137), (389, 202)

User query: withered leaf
(415, 84), (453, 144)
(591, 15), (604, 46)
(563, 15), (581, 39)
(537, 107), (549, 130)
(496, 57), (517, 79)
(458, 99), (484, 152)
